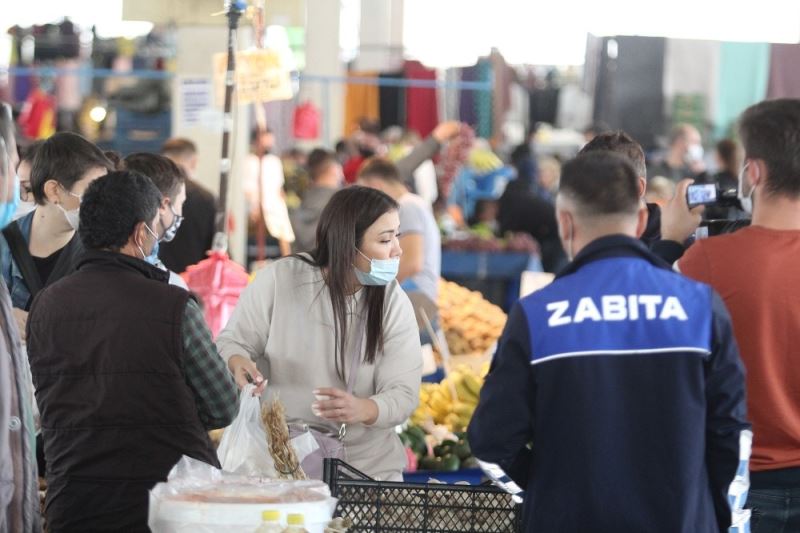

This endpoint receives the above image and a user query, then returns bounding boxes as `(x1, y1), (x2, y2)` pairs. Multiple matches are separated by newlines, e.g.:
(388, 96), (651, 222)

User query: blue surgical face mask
(0, 174), (20, 229)
(354, 248), (399, 286)
(138, 223), (161, 266)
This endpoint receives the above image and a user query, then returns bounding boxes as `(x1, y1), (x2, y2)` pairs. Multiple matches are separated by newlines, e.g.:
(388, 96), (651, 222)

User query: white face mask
(737, 162), (754, 215)
(57, 186), (83, 230)
(687, 143), (704, 163)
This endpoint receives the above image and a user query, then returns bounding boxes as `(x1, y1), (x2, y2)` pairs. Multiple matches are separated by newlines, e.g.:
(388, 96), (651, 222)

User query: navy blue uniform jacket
(468, 235), (751, 533)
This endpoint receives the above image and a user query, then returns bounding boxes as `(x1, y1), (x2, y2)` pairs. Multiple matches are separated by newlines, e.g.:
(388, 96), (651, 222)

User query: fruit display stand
(441, 232), (542, 312)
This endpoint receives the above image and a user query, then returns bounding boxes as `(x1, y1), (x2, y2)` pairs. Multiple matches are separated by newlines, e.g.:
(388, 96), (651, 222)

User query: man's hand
(661, 179), (704, 243)
(227, 354), (267, 396)
(432, 121), (463, 144)
(12, 308), (27, 341)
(312, 387), (379, 425)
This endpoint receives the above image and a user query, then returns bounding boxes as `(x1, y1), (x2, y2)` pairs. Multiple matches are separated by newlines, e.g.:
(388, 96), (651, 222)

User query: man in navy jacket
(468, 152), (751, 533)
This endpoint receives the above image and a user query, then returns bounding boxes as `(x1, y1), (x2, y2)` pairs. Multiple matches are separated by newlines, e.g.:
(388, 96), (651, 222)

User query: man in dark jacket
(579, 131), (703, 265)
(468, 152), (751, 532)
(27, 171), (238, 532)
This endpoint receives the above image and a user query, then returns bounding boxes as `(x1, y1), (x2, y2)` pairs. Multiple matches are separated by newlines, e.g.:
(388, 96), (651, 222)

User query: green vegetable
(419, 456), (439, 471)
(441, 454), (461, 472)
(453, 441), (472, 460)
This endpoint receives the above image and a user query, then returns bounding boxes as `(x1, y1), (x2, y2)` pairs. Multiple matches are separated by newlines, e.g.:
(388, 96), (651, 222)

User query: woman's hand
(227, 355), (266, 396)
(12, 308), (27, 341)
(313, 388), (379, 425)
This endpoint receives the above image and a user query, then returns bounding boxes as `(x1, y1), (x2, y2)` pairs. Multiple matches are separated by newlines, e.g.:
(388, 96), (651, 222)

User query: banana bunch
(468, 147), (503, 174)
(412, 365), (487, 432)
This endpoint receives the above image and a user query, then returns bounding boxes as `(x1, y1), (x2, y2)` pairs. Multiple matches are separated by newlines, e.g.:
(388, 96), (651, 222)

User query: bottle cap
(287, 513), (305, 526)
(262, 510), (280, 522)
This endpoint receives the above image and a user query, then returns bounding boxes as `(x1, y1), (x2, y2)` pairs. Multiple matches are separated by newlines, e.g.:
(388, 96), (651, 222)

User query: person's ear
(638, 176), (647, 198)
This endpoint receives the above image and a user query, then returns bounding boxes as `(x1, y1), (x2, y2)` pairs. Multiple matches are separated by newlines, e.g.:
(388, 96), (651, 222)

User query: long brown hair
(298, 186), (399, 379)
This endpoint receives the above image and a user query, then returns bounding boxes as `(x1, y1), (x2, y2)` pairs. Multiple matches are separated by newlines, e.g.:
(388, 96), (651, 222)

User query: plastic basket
(403, 468), (485, 485)
(323, 459), (521, 532)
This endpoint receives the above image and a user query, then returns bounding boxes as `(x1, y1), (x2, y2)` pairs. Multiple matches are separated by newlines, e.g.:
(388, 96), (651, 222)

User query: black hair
(357, 157), (402, 184)
(122, 152), (186, 201)
(559, 152), (640, 217)
(715, 139), (740, 175)
(307, 148), (338, 181)
(250, 127), (273, 145)
(578, 130), (647, 178)
(79, 171), (162, 251)
(103, 150), (123, 170)
(19, 140), (44, 165)
(301, 186), (399, 379)
(739, 99), (800, 198)
(30, 132), (113, 204)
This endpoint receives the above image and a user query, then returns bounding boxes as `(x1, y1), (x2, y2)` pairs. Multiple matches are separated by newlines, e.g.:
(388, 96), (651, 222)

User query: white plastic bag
(216, 384), (278, 477)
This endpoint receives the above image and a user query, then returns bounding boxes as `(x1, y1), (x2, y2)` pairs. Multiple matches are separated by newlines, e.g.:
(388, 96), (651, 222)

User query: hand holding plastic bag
(217, 384), (278, 477)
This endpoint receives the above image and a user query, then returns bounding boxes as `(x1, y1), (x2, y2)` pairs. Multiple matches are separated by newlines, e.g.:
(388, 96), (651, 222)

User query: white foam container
(149, 496), (337, 533)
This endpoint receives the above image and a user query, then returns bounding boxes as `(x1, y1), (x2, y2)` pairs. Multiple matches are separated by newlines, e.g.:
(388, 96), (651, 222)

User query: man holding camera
(579, 131), (703, 264)
(677, 99), (800, 532)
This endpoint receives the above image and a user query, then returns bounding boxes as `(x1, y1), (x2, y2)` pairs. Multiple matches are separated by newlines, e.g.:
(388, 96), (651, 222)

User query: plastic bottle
(254, 510), (283, 533)
(282, 513), (309, 533)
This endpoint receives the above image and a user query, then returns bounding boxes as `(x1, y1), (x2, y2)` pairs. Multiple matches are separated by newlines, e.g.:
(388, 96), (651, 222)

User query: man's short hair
(357, 157), (402, 184)
(79, 171), (162, 251)
(579, 131), (647, 178)
(122, 153), (186, 202)
(739, 98), (800, 198)
(161, 137), (198, 159)
(669, 123), (695, 145)
(30, 132), (113, 204)
(559, 152), (641, 217)
(307, 148), (338, 181)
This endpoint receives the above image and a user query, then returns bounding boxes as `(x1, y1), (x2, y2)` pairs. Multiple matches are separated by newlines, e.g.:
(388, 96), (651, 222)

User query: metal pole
(213, 0), (246, 252)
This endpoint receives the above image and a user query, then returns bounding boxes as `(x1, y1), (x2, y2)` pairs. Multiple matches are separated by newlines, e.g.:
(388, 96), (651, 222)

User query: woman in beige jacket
(217, 186), (422, 481)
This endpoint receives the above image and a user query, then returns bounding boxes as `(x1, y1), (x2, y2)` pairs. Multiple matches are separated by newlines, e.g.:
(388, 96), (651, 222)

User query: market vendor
(219, 186), (422, 482)
(26, 171), (238, 532)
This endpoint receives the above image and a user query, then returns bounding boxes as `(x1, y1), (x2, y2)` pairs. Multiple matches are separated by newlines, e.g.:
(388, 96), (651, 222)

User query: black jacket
(27, 251), (219, 532)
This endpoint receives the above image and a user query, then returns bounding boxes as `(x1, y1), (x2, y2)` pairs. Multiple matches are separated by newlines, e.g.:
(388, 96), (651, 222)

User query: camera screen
(687, 184), (717, 206)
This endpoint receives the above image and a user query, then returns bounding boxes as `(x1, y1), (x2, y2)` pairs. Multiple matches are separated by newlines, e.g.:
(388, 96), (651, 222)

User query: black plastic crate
(323, 459), (522, 532)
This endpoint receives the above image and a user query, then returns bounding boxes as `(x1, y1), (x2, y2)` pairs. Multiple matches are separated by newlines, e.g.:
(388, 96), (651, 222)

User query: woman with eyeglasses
(0, 132), (113, 340)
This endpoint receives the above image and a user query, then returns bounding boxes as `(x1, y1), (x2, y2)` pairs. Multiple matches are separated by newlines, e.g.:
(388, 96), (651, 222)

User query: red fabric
(404, 60), (439, 138)
(18, 88), (56, 139)
(292, 101), (320, 139)
(182, 251), (250, 339)
(343, 155), (365, 185)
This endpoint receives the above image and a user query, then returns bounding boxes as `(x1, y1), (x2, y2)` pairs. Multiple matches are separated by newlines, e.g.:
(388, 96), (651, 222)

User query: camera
(685, 183), (740, 209)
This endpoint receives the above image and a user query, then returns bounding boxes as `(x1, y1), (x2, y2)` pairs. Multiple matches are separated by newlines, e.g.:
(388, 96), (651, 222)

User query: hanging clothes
(593, 36), (666, 150)
(459, 60), (492, 139)
(18, 87), (56, 139)
(767, 44), (800, 99)
(404, 61), (439, 138)
(379, 71), (406, 130)
(715, 42), (770, 139)
(663, 39), (720, 133)
(491, 49), (514, 141)
(344, 71), (380, 136)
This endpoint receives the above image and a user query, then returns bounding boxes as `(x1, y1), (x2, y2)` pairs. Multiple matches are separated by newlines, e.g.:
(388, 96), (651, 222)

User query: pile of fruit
(412, 364), (488, 432)
(442, 231), (539, 255)
(438, 280), (506, 355)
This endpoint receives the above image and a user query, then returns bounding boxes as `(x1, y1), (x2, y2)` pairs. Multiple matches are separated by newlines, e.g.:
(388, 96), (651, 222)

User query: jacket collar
(77, 250), (170, 284)
(556, 234), (670, 280)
